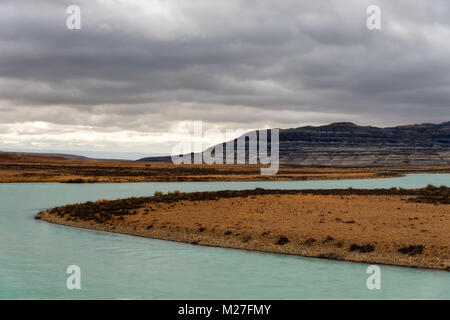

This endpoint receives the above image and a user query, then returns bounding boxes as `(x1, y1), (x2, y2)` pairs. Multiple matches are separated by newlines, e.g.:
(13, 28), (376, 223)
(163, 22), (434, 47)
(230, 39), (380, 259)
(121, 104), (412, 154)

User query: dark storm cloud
(0, 0), (449, 152)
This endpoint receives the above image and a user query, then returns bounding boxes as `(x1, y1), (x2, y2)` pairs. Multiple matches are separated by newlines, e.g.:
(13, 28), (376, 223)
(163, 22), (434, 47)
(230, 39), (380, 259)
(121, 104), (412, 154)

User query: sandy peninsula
(36, 186), (450, 270)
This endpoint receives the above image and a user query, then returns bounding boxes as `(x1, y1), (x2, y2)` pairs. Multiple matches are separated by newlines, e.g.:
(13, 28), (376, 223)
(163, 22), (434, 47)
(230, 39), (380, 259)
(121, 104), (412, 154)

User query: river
(0, 173), (449, 299)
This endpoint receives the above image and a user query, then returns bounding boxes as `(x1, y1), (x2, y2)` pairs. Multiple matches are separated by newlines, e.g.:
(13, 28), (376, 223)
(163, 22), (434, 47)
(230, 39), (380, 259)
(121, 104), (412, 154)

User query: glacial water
(0, 173), (448, 299)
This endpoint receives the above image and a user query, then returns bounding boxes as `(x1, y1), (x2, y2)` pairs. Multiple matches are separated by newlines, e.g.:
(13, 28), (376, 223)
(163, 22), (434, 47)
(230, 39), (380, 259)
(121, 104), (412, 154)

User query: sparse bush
(276, 235), (289, 245)
(304, 238), (316, 245)
(398, 245), (424, 255)
(349, 243), (375, 253)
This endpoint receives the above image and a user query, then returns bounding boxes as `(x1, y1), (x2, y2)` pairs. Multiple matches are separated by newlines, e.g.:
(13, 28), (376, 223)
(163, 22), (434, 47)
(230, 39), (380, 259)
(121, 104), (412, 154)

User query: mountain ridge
(139, 121), (450, 166)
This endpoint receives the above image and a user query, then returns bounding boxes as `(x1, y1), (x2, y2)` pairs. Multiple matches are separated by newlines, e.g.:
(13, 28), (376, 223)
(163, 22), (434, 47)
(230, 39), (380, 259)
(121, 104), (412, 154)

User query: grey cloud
(0, 0), (449, 148)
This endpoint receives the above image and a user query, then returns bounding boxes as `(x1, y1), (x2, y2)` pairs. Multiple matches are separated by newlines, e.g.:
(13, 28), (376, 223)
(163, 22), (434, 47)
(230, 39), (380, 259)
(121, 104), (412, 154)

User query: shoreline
(35, 214), (448, 271)
(1, 154), (449, 183)
(3, 170), (449, 184)
(36, 187), (450, 271)
(0, 173), (407, 183)
(0, 166), (407, 183)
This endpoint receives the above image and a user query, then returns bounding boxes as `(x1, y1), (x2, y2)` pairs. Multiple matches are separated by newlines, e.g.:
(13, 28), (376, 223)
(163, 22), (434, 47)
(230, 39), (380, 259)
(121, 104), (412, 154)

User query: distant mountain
(0, 149), (161, 161)
(139, 121), (450, 166)
(0, 151), (90, 161)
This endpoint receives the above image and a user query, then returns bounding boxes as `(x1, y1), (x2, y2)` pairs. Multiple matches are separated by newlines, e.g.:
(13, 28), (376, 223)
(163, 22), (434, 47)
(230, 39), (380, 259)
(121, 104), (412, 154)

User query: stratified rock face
(139, 121), (450, 166)
(276, 122), (450, 165)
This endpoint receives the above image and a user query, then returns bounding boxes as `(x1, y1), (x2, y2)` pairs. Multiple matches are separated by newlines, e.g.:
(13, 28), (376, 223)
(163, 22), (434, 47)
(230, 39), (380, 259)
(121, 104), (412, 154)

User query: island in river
(36, 186), (450, 271)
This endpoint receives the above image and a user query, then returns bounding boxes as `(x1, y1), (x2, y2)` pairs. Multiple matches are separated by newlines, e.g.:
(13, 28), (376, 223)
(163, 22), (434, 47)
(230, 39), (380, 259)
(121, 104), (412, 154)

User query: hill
(0, 151), (90, 162)
(139, 121), (450, 166)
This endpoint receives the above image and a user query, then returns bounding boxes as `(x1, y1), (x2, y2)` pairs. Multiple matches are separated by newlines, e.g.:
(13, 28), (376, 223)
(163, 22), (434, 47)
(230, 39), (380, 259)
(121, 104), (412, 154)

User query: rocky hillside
(139, 122), (450, 166)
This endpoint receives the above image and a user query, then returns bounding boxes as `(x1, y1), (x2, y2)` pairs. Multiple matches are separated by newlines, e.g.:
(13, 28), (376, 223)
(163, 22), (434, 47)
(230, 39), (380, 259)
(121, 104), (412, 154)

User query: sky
(1, 0), (449, 159)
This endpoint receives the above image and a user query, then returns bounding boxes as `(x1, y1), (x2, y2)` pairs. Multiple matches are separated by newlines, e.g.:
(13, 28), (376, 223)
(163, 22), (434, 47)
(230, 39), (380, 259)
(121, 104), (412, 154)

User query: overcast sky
(1, 0), (449, 158)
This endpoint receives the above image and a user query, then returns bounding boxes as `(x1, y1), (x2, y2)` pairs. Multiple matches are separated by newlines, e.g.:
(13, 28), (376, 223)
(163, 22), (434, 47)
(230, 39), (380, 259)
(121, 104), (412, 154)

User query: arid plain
(1, 152), (449, 183)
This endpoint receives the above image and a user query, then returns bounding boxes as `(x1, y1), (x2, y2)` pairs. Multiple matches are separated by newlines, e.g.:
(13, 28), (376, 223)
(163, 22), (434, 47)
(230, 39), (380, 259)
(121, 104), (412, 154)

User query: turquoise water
(0, 173), (449, 299)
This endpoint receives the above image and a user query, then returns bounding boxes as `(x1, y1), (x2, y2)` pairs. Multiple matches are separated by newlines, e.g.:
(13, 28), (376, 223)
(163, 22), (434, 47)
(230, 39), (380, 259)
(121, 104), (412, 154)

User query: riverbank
(36, 187), (450, 270)
(3, 151), (450, 183)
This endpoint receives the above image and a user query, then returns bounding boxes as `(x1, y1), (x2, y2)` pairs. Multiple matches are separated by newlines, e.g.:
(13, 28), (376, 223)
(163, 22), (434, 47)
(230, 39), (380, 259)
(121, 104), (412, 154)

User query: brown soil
(1, 152), (449, 183)
(36, 186), (450, 270)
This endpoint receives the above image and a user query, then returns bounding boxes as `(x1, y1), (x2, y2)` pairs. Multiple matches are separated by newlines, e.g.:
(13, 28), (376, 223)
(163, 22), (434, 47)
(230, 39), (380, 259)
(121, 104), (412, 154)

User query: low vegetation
(398, 245), (424, 255)
(38, 186), (450, 224)
(349, 243), (375, 253)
